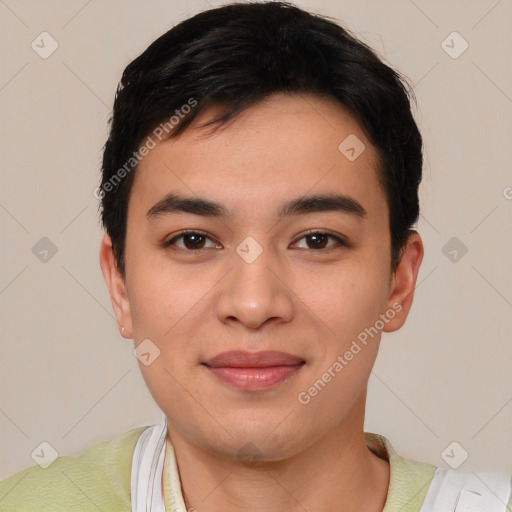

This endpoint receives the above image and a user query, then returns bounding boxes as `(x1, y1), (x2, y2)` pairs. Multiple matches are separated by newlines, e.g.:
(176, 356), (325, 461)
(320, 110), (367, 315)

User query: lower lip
(204, 364), (304, 391)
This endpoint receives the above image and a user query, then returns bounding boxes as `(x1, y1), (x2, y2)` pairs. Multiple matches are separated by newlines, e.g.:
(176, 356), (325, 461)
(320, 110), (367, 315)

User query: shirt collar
(364, 432), (436, 512)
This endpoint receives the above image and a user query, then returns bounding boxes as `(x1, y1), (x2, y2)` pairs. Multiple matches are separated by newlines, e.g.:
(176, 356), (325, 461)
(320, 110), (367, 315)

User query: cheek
(301, 257), (390, 344)
(294, 265), (388, 425)
(126, 257), (208, 342)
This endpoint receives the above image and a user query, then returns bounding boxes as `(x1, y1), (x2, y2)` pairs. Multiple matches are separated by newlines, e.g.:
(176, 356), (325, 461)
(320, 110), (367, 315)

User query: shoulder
(0, 425), (147, 512)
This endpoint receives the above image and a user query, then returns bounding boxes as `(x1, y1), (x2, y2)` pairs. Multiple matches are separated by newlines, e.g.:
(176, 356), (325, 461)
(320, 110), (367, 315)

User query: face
(101, 92), (423, 461)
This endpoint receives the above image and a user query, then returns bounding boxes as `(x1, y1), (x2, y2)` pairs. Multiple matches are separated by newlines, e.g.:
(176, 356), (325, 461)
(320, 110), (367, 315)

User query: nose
(215, 245), (295, 330)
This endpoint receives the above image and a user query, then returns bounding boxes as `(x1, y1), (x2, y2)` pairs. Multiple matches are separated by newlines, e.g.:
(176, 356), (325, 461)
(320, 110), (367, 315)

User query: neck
(166, 400), (390, 512)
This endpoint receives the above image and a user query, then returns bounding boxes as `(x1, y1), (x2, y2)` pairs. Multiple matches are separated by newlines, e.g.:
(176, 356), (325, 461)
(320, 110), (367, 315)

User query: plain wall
(1, 0), (511, 479)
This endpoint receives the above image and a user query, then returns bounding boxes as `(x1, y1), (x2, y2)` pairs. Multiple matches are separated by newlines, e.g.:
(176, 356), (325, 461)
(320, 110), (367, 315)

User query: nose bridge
(215, 238), (294, 329)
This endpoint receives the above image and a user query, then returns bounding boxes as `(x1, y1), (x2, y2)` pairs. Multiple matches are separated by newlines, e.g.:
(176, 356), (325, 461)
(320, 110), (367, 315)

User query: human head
(98, 1), (422, 277)
(98, 1), (424, 465)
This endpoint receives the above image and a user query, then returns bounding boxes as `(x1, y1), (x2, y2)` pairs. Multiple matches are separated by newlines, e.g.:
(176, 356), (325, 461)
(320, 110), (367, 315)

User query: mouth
(202, 350), (306, 391)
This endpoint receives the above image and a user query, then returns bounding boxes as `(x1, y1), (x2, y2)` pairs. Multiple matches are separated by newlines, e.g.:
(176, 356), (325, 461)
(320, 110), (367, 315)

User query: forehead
(129, 93), (387, 223)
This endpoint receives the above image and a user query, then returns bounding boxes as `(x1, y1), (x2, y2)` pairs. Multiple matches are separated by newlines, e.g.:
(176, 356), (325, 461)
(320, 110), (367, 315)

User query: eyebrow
(146, 192), (367, 220)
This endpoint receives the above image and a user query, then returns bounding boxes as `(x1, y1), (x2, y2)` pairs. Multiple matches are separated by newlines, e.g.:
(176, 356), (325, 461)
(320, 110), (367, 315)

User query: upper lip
(203, 350), (305, 368)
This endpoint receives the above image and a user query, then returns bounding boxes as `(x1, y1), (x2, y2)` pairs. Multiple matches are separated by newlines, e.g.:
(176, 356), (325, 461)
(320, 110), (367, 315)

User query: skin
(100, 92), (423, 512)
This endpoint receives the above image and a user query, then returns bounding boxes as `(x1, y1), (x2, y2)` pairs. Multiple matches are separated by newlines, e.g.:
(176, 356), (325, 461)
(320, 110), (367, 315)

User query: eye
(292, 231), (347, 251)
(164, 230), (347, 252)
(164, 230), (220, 251)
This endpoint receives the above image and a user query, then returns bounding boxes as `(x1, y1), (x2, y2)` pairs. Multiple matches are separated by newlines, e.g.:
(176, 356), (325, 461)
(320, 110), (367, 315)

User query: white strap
(131, 415), (168, 512)
(420, 466), (511, 512)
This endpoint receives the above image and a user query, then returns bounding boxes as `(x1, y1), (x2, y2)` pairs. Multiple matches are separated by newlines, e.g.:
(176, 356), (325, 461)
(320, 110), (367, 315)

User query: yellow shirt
(0, 427), (509, 511)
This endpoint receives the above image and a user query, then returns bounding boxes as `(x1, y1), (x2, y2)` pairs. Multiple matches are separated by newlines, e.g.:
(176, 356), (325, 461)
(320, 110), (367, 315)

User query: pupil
(182, 234), (328, 250)
(186, 234), (203, 249)
(309, 234), (326, 249)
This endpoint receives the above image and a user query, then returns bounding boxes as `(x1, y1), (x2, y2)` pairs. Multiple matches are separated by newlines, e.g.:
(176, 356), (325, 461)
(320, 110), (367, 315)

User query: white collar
(131, 414), (187, 512)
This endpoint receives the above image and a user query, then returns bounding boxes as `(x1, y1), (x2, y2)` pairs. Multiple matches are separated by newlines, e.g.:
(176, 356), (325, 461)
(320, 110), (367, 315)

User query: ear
(99, 233), (133, 338)
(382, 231), (424, 333)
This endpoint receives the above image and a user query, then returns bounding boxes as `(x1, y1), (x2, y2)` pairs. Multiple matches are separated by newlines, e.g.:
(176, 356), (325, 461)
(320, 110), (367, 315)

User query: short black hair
(98, 1), (422, 276)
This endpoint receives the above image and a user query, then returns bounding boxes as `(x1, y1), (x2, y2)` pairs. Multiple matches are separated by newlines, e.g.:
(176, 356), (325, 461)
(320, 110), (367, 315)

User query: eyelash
(164, 229), (348, 252)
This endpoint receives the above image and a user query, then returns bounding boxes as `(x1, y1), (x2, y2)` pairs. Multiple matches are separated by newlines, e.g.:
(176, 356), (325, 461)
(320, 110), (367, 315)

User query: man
(1, 2), (510, 511)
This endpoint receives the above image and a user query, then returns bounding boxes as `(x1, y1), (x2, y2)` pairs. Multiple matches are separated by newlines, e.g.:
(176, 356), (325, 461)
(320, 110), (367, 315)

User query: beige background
(1, 0), (511, 480)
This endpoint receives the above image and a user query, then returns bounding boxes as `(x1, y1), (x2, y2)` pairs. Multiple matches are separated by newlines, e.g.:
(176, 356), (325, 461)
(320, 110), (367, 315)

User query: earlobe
(383, 231), (424, 333)
(99, 234), (133, 338)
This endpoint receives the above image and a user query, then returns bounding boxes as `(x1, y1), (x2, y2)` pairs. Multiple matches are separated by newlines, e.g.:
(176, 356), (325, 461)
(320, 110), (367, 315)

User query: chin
(201, 414), (310, 463)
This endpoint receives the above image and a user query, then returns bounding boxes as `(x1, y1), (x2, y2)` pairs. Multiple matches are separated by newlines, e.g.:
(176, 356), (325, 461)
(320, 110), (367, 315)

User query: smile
(202, 350), (305, 391)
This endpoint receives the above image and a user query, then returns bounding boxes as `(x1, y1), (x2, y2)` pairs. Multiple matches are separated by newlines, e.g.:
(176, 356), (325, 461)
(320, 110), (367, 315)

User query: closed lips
(202, 350), (305, 368)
